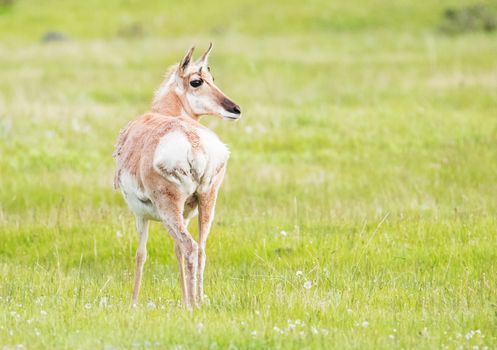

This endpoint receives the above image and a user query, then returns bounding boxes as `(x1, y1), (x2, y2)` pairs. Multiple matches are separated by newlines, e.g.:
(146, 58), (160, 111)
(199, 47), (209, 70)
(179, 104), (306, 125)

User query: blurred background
(0, 0), (496, 217)
(0, 0), (497, 348)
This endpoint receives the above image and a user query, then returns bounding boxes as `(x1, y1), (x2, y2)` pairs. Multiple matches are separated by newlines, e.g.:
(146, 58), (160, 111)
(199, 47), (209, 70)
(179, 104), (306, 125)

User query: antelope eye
(190, 79), (203, 88)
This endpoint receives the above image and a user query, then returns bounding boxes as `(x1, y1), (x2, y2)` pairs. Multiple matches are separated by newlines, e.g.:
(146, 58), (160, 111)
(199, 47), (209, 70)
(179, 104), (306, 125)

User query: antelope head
(174, 44), (242, 120)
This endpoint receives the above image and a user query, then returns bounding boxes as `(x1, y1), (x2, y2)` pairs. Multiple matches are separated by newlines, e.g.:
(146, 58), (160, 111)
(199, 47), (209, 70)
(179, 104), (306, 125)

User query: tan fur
(113, 113), (202, 190)
(151, 64), (184, 116)
(114, 45), (240, 308)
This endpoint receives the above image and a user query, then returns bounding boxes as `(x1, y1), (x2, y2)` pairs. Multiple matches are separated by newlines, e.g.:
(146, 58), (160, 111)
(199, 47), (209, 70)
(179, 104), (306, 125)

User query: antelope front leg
(197, 219), (212, 303)
(182, 238), (198, 308)
(197, 186), (221, 305)
(132, 216), (149, 306)
(163, 220), (198, 308)
(174, 242), (188, 306)
(196, 239), (208, 305)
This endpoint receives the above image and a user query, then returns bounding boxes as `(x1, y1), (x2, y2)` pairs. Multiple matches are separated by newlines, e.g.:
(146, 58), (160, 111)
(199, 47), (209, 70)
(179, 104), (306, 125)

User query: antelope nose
(221, 98), (242, 115)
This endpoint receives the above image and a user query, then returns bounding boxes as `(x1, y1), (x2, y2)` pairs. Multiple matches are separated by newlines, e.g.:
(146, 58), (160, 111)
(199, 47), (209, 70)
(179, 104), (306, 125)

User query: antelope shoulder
(153, 127), (229, 195)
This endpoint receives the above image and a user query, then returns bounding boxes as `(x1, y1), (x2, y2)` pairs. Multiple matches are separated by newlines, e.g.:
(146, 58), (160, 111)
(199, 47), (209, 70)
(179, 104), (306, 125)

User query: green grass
(1, 0), (497, 349)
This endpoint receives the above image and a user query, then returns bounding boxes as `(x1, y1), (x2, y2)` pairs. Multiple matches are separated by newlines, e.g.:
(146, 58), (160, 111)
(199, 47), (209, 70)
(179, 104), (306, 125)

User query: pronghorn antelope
(113, 44), (241, 308)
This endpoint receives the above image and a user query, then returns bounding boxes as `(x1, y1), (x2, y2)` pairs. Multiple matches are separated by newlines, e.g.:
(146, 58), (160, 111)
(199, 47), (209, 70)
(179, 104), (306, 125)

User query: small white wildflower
(26, 318), (34, 324)
(34, 328), (41, 336)
(196, 322), (204, 332)
(40, 310), (47, 316)
(321, 328), (329, 336)
(388, 334), (395, 340)
(16, 344), (25, 349)
(296, 270), (303, 277)
(116, 230), (123, 239)
(465, 330), (480, 340)
(347, 308), (353, 314)
(255, 310), (260, 316)
(280, 230), (288, 237)
(99, 296), (108, 308)
(299, 331), (305, 337)
(295, 319), (302, 325)
(311, 326), (319, 335)
(361, 321), (369, 328)
(303, 281), (312, 289)
(244, 126), (253, 134)
(393, 328), (397, 332)
(273, 326), (281, 333)
(84, 303), (92, 309)
(251, 331), (257, 337)
(147, 301), (156, 310)
(288, 323), (296, 331)
(317, 300), (327, 309)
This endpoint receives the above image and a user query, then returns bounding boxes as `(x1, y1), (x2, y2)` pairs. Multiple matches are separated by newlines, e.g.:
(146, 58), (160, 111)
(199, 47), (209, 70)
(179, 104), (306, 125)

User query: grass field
(1, 0), (497, 349)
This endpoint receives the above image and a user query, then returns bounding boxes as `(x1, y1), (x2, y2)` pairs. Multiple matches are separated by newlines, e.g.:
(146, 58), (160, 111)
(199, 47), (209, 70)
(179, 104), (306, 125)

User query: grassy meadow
(1, 0), (497, 349)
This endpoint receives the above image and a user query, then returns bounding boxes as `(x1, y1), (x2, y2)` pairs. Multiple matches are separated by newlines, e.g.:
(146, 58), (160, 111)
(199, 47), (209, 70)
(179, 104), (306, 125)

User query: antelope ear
(196, 42), (213, 69)
(179, 46), (195, 76)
